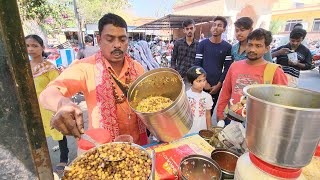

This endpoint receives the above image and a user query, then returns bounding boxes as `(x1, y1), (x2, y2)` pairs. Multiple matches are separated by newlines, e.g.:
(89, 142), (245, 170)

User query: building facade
(271, 1), (320, 42)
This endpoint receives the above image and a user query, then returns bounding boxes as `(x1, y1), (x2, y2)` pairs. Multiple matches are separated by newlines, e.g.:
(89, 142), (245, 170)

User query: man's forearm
(272, 51), (280, 58)
(295, 62), (306, 69)
(39, 86), (70, 112)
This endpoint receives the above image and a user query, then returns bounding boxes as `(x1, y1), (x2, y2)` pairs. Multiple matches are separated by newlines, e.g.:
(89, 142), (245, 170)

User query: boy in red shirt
(216, 28), (288, 127)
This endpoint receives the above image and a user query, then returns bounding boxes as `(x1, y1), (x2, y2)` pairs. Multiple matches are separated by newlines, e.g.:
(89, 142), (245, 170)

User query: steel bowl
(180, 154), (222, 180)
(68, 142), (155, 179)
(199, 129), (214, 142)
(243, 84), (320, 168)
(211, 149), (240, 179)
(128, 68), (193, 142)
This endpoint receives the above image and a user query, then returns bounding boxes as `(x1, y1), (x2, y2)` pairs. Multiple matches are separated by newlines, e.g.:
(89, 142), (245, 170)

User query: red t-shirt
(216, 60), (288, 120)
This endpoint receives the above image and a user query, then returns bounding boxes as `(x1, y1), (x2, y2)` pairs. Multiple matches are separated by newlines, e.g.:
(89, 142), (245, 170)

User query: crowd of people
(24, 13), (314, 174)
(170, 16), (312, 129)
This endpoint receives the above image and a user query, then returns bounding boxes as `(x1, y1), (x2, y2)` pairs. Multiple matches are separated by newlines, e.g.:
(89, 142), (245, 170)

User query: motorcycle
(310, 47), (320, 73)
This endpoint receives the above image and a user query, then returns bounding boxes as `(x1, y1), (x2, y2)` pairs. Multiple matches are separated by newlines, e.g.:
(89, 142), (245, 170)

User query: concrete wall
(173, 0), (225, 16)
(271, 7), (320, 41)
(173, 22), (213, 40)
(173, 0), (276, 41)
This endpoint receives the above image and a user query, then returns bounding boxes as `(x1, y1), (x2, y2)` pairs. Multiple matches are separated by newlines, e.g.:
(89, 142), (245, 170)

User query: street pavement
(298, 67), (320, 92)
(46, 68), (320, 170)
(47, 96), (87, 170)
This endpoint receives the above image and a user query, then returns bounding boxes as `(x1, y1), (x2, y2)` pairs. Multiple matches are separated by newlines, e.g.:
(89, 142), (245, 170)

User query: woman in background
(25, 35), (69, 174)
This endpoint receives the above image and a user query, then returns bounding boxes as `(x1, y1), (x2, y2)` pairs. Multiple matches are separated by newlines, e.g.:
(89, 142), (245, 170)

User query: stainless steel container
(243, 84), (320, 168)
(180, 154), (222, 180)
(211, 149), (240, 179)
(69, 142), (155, 179)
(199, 129), (214, 143)
(128, 68), (193, 142)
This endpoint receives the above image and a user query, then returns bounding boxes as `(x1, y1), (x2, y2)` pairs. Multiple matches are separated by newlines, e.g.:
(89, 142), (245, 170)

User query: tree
(18, 0), (133, 45)
(76, 0), (132, 24)
(18, 0), (76, 36)
(269, 19), (284, 35)
(18, 0), (50, 21)
(40, 1), (76, 34)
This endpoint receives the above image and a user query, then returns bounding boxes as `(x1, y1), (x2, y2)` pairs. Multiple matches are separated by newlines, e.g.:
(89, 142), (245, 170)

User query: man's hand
(209, 82), (222, 95)
(50, 98), (84, 139)
(278, 48), (292, 55)
(204, 82), (212, 91)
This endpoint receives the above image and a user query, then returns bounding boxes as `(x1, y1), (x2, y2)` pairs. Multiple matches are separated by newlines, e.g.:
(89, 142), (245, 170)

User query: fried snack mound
(63, 143), (152, 180)
(136, 96), (173, 113)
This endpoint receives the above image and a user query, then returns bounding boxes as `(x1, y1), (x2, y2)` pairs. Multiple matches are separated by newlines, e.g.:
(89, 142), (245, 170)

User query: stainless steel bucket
(128, 68), (193, 142)
(180, 154), (222, 180)
(243, 84), (320, 168)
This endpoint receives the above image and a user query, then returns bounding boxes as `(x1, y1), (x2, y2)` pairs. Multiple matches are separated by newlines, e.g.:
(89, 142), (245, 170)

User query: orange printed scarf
(95, 51), (147, 144)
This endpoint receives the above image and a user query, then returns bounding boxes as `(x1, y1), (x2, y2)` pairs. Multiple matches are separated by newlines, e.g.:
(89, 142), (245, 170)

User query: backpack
(263, 63), (281, 84)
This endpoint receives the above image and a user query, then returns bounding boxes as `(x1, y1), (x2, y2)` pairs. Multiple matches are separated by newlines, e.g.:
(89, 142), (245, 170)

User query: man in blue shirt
(195, 16), (232, 111)
(232, 17), (273, 62)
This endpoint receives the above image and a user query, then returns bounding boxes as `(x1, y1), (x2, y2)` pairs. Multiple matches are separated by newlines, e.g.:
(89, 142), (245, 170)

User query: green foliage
(18, 0), (76, 35)
(18, 0), (50, 21)
(18, 0), (132, 35)
(39, 0), (76, 34)
(76, 0), (131, 24)
(269, 19), (284, 35)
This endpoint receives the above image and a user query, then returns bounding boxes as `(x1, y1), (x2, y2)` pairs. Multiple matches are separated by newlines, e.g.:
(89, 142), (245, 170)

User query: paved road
(298, 68), (320, 92)
(47, 97), (87, 170)
(47, 68), (320, 170)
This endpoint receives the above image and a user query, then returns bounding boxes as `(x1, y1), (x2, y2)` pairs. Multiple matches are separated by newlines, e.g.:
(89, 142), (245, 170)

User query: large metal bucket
(243, 84), (320, 168)
(128, 68), (193, 142)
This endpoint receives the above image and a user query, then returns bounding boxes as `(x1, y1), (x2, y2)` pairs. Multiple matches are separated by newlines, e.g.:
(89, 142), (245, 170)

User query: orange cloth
(48, 54), (146, 145)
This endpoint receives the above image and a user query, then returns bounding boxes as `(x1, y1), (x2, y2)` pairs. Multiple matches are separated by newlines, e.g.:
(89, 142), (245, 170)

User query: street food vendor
(39, 13), (148, 145)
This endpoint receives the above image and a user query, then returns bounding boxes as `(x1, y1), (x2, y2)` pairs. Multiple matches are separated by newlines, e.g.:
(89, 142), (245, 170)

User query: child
(186, 66), (213, 133)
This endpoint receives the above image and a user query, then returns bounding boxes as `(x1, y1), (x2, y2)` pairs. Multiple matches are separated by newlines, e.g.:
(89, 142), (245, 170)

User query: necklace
(118, 100), (133, 120)
(108, 67), (131, 104)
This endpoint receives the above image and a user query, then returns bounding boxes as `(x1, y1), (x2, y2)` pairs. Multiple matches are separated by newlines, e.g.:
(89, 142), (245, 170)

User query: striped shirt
(171, 37), (198, 78)
(272, 44), (312, 78)
(194, 39), (232, 86)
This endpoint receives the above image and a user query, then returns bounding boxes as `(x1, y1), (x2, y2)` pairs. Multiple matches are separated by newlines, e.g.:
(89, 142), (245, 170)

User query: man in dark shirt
(195, 16), (232, 110)
(171, 19), (198, 87)
(272, 28), (312, 87)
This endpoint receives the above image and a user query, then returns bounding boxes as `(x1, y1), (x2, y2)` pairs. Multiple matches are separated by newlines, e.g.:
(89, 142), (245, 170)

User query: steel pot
(243, 84), (320, 168)
(128, 68), (193, 142)
(180, 154), (222, 180)
(67, 142), (155, 179)
(211, 149), (240, 179)
(199, 129), (214, 143)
